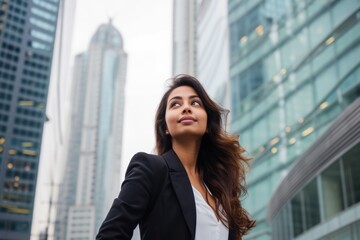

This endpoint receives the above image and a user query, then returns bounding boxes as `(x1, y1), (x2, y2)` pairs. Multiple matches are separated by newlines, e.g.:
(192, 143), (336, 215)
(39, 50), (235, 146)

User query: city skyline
(31, 0), (172, 238)
(3, 0), (357, 239)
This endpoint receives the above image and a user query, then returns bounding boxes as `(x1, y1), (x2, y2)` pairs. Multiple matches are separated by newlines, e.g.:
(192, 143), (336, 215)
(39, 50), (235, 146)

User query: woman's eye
(170, 102), (180, 107)
(192, 101), (200, 106)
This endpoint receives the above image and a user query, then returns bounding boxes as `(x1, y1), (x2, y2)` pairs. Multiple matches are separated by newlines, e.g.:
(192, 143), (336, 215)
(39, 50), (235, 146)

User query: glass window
(10, 221), (29, 232)
(338, 42), (360, 80)
(291, 193), (303, 237)
(280, 26), (310, 69)
(32, 0), (58, 12)
(287, 138), (298, 162)
(252, 118), (267, 147)
(292, 26), (310, 65)
(314, 66), (337, 104)
(30, 30), (54, 43)
(309, 11), (332, 49)
(268, 106), (281, 139)
(335, 20), (360, 55)
(240, 128), (252, 152)
(300, 124), (317, 153)
(343, 142), (360, 207)
(321, 161), (344, 220)
(312, 44), (335, 74)
(31, 41), (50, 51)
(332, 0), (359, 28)
(249, 158), (269, 183)
(231, 76), (241, 119)
(294, 64), (311, 88)
(30, 17), (55, 32)
(252, 179), (271, 213)
(303, 179), (320, 230)
(263, 52), (278, 82)
(285, 83), (314, 126)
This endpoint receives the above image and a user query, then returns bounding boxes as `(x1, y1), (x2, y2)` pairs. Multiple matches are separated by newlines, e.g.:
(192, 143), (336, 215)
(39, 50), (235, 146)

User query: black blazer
(96, 149), (236, 240)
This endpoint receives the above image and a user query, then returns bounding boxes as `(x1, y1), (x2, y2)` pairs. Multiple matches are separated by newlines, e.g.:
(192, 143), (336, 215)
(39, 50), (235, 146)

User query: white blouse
(192, 186), (229, 240)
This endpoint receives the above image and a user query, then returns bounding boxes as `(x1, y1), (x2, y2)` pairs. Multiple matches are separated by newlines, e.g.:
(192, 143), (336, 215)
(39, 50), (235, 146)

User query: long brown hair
(155, 74), (255, 238)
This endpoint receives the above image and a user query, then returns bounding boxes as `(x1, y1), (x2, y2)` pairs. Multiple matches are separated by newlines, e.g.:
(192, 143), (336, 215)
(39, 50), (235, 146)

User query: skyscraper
(172, 0), (231, 108)
(30, 0), (77, 238)
(55, 21), (127, 240)
(172, 0), (197, 76)
(196, 0), (230, 108)
(228, 0), (360, 239)
(0, 0), (60, 239)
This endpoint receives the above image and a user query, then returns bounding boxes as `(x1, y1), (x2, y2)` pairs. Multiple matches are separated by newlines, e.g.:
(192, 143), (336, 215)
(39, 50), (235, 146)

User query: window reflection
(303, 180), (320, 229)
(322, 161), (344, 219)
(343, 143), (360, 207)
(288, 142), (360, 237)
(291, 193), (303, 237)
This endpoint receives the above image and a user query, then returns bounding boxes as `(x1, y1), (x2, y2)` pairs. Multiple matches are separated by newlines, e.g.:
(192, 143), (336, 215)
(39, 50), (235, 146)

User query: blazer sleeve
(96, 152), (167, 239)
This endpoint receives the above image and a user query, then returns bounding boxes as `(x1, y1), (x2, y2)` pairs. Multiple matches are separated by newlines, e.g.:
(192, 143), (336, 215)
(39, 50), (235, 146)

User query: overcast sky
(32, 0), (172, 237)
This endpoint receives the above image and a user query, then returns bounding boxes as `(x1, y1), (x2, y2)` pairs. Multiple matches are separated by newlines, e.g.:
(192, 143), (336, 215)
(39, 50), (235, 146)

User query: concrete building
(228, 0), (360, 239)
(0, 0), (61, 238)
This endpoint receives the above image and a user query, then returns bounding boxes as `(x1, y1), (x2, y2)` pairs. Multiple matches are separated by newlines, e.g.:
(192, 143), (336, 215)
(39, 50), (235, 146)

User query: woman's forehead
(167, 86), (198, 100)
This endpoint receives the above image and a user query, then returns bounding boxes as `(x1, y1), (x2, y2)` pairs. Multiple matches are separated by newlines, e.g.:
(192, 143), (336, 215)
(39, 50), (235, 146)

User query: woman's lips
(178, 117), (196, 123)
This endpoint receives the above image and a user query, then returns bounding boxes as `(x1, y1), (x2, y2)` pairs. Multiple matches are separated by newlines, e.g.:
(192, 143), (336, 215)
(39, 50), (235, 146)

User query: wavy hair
(155, 74), (255, 238)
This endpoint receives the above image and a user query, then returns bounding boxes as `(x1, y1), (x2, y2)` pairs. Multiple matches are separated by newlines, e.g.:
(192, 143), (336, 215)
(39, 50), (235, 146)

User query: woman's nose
(182, 103), (192, 113)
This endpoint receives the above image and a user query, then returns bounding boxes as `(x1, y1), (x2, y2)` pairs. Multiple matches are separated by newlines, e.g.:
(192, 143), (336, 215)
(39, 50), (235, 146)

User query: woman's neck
(172, 138), (201, 175)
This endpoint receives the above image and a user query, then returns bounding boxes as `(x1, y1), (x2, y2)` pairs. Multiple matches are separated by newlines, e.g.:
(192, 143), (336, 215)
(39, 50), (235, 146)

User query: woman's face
(165, 86), (207, 141)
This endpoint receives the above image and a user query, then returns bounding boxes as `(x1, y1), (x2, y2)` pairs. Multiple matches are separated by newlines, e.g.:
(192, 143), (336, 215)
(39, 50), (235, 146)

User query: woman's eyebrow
(168, 96), (182, 102)
(168, 95), (199, 102)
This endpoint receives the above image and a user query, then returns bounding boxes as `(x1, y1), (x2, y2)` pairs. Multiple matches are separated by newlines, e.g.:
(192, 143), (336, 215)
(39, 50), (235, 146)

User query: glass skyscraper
(54, 21), (127, 240)
(0, 0), (60, 239)
(228, 0), (360, 239)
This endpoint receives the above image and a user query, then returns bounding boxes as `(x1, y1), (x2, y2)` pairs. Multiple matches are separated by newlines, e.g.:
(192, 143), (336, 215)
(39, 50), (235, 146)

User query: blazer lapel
(162, 150), (196, 240)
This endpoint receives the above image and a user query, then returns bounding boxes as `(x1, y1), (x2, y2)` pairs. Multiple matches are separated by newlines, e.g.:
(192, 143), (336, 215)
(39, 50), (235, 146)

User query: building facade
(55, 22), (127, 240)
(53, 52), (87, 240)
(30, 0), (77, 238)
(197, 0), (231, 108)
(268, 98), (360, 240)
(173, 0), (231, 108)
(172, 0), (197, 76)
(0, 0), (60, 239)
(228, 0), (360, 239)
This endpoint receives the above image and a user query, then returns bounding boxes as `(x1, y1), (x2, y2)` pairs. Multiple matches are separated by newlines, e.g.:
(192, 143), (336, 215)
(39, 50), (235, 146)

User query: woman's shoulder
(131, 151), (165, 164)
(127, 151), (168, 175)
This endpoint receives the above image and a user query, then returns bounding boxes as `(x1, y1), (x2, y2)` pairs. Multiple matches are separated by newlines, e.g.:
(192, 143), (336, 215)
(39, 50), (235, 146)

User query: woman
(96, 74), (255, 240)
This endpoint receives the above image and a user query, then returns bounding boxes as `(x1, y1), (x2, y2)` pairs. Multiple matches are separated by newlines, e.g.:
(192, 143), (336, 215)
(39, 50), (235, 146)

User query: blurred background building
(172, 0), (197, 77)
(228, 0), (360, 239)
(30, 0), (77, 238)
(0, 0), (61, 239)
(172, 0), (231, 109)
(54, 21), (127, 240)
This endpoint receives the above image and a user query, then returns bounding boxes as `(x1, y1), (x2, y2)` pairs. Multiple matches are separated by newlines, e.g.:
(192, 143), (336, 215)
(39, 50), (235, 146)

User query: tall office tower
(57, 22), (127, 240)
(53, 52), (86, 240)
(172, 0), (197, 76)
(228, 0), (360, 239)
(31, 0), (76, 238)
(173, 0), (231, 108)
(0, 0), (60, 239)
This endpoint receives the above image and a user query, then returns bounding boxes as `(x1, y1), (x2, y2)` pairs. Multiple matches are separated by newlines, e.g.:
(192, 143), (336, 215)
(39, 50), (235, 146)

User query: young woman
(97, 74), (255, 240)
